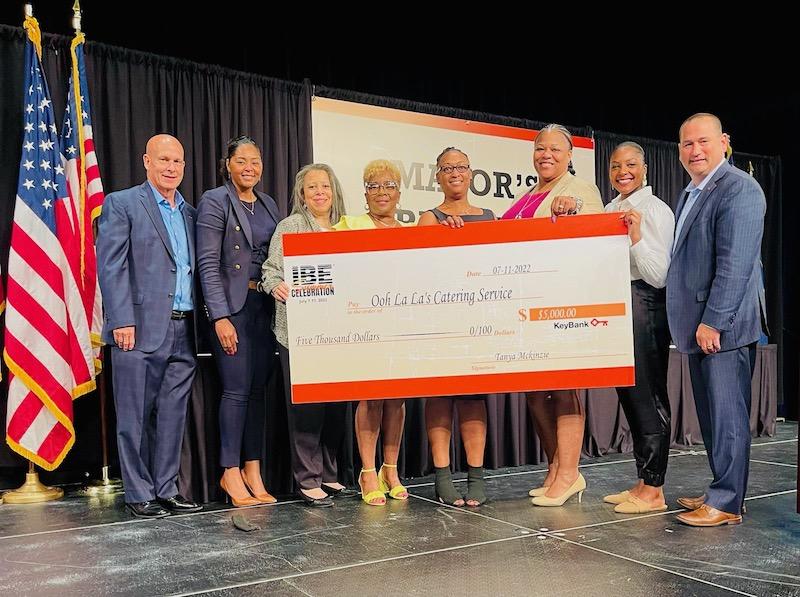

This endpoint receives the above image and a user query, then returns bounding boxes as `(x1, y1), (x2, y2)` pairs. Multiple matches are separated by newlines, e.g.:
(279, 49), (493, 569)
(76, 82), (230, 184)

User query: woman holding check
(334, 159), (409, 506)
(501, 124), (603, 507)
(418, 147), (496, 507)
(262, 163), (353, 507)
(603, 141), (674, 514)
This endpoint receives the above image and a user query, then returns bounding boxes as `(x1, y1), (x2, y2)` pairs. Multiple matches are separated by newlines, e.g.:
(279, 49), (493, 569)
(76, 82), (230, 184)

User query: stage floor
(1, 423), (797, 597)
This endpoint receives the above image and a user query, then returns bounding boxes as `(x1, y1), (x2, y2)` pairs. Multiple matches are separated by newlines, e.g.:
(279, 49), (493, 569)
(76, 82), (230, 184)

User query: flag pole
(67, 0), (120, 495)
(86, 356), (122, 494)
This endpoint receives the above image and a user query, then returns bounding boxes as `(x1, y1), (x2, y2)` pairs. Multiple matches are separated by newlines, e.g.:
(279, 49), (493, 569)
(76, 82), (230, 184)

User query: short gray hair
(290, 163), (347, 226)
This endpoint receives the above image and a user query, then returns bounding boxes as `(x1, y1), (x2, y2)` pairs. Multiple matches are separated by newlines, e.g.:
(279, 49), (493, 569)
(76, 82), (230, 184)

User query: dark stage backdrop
(594, 133), (784, 408)
(0, 25), (788, 502)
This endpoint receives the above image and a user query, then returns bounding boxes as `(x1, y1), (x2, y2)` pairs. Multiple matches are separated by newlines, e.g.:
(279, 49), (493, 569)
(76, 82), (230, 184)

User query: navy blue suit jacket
(666, 162), (766, 353)
(97, 181), (197, 353)
(196, 181), (280, 321)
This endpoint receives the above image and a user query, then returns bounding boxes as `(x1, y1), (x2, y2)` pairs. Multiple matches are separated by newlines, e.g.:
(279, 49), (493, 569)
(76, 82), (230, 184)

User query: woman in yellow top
(334, 159), (409, 506)
(501, 124), (604, 507)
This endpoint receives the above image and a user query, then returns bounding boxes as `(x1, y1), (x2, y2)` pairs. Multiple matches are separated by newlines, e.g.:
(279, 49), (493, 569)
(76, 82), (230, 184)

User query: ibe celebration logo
(291, 264), (335, 298)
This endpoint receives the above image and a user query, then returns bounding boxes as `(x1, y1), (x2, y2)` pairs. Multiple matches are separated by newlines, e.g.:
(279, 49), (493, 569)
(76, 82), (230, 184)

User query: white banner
(312, 97), (596, 224)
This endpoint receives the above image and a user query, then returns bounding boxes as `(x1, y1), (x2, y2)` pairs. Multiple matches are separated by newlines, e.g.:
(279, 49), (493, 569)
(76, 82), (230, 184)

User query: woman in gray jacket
(262, 163), (351, 507)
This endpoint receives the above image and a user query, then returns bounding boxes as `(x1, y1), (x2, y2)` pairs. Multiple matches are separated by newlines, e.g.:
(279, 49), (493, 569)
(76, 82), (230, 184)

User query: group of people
(96, 112), (766, 528)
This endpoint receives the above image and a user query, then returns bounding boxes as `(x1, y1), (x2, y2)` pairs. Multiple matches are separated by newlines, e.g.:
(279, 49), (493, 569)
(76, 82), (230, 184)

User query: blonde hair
(363, 159), (401, 184)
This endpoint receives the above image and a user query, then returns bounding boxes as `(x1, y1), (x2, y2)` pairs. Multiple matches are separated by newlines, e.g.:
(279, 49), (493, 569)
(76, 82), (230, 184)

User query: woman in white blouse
(603, 142), (676, 514)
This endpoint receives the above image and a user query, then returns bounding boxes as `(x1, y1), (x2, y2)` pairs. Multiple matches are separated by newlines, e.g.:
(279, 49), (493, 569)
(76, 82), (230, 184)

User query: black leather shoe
(126, 501), (170, 518)
(321, 484), (359, 499)
(157, 494), (203, 513)
(297, 491), (333, 507)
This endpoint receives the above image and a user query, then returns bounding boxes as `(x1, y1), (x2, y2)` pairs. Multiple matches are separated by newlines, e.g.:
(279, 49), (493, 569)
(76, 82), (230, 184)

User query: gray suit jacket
(666, 162), (765, 353)
(97, 181), (196, 353)
(196, 181), (279, 321)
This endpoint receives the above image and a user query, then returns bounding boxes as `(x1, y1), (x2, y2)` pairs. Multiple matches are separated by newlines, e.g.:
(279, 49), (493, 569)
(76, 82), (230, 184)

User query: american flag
(0, 262), (4, 382)
(3, 17), (96, 470)
(61, 31), (105, 371)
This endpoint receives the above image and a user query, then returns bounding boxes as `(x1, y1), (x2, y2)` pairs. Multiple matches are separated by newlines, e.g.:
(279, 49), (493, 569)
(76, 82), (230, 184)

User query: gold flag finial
(22, 4), (42, 59)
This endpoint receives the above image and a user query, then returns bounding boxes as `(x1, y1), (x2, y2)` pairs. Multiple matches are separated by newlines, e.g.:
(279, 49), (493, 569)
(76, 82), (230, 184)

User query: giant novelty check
(284, 214), (634, 403)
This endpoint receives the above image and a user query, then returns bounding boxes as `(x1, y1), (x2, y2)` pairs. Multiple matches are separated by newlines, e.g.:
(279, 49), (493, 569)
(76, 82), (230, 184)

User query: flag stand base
(85, 466), (123, 494)
(3, 472), (64, 504)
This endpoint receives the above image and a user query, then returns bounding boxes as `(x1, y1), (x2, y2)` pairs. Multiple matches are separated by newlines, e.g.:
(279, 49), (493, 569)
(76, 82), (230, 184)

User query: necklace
(369, 213), (399, 228)
(240, 199), (256, 216)
(514, 193), (540, 219)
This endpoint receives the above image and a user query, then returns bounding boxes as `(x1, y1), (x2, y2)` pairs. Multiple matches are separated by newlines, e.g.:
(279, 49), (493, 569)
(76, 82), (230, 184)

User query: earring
(364, 203), (369, 211)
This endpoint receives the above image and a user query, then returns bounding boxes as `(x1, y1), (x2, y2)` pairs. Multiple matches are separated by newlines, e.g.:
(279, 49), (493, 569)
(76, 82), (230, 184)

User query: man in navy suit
(667, 113), (765, 526)
(97, 134), (202, 518)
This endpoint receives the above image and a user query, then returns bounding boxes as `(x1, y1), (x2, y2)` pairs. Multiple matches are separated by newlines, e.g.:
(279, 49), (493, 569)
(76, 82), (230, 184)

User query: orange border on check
(292, 366), (634, 403)
(284, 213), (627, 257)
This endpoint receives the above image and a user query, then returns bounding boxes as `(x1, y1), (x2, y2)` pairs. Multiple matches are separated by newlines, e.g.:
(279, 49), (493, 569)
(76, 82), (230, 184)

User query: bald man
(667, 114), (765, 526)
(98, 134), (201, 517)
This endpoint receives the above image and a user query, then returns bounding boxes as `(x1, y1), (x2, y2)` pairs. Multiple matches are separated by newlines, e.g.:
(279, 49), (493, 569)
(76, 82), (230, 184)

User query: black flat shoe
(321, 484), (359, 499)
(157, 494), (203, 513)
(126, 501), (170, 518)
(297, 491), (334, 508)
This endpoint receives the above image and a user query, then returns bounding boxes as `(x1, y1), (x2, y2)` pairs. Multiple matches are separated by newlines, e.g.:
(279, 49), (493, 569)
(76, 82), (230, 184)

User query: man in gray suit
(97, 134), (202, 518)
(667, 113), (765, 526)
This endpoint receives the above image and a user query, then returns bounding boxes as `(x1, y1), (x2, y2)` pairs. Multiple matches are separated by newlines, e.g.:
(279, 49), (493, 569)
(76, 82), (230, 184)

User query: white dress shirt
(605, 185), (675, 289)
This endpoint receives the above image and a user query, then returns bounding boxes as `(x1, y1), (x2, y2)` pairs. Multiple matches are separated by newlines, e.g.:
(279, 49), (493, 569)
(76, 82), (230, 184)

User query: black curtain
(0, 25), (313, 497)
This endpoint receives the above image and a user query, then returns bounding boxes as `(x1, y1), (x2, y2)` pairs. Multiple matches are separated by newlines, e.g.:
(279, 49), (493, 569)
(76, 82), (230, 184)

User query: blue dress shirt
(149, 181), (193, 311)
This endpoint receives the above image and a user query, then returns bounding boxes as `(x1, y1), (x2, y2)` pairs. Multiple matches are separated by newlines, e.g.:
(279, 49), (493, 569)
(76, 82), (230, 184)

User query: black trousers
(616, 280), (671, 487)
(212, 290), (275, 468)
(278, 344), (347, 490)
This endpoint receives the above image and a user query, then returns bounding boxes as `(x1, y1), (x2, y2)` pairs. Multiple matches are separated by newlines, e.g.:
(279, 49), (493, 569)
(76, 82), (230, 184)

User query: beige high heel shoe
(241, 470), (277, 504)
(528, 486), (550, 497)
(220, 474), (260, 507)
(531, 473), (586, 507)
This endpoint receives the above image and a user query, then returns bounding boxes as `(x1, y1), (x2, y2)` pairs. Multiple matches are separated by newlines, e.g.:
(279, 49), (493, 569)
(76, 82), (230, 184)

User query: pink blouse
(501, 191), (550, 220)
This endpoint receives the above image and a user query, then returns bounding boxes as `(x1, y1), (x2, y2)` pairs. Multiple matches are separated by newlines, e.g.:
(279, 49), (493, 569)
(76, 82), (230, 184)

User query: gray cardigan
(261, 213), (324, 348)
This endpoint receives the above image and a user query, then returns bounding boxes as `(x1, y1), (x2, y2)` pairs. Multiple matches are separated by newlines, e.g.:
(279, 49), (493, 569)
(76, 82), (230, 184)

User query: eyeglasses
(365, 181), (399, 194)
(437, 165), (470, 174)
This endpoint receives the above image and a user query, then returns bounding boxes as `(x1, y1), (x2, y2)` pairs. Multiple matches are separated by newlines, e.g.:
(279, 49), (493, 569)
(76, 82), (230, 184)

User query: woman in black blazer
(197, 136), (281, 506)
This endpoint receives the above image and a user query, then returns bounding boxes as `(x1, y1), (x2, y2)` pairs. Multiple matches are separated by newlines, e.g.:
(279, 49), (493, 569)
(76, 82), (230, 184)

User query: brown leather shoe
(676, 504), (742, 527)
(676, 494), (706, 510)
